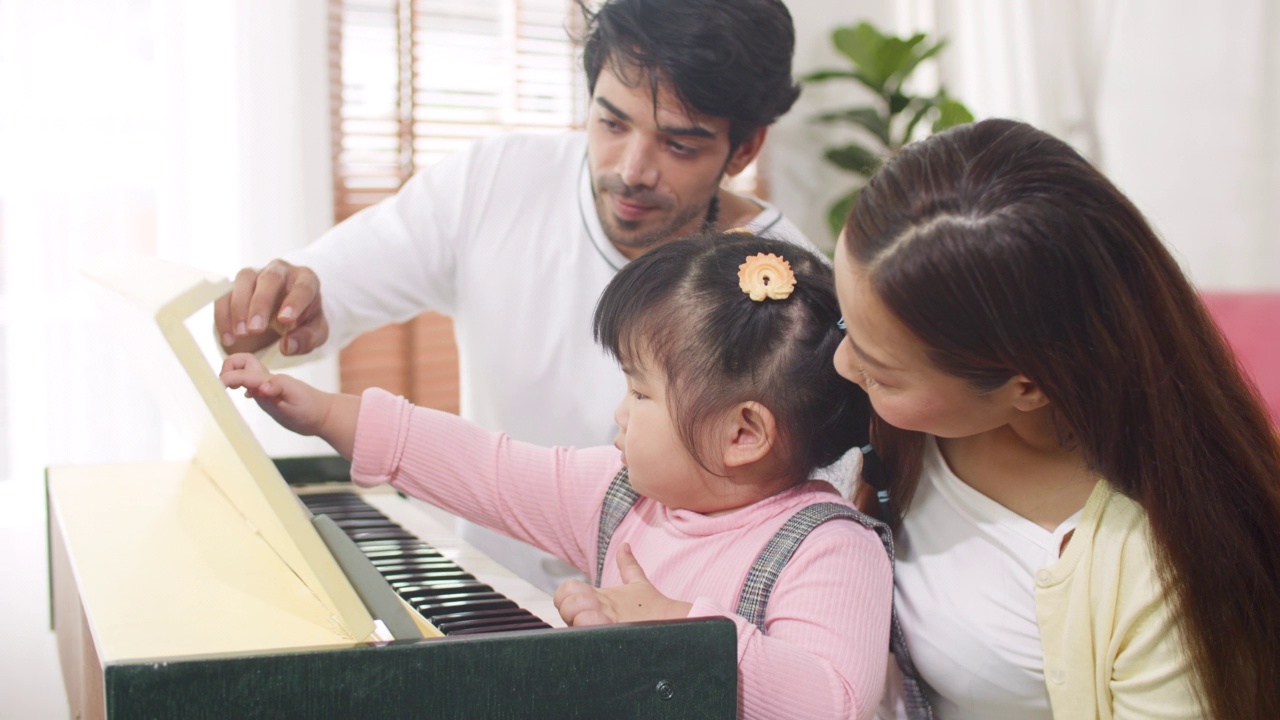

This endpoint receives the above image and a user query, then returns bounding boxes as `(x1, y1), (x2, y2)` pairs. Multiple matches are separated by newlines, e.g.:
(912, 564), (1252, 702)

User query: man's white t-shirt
(287, 131), (819, 592)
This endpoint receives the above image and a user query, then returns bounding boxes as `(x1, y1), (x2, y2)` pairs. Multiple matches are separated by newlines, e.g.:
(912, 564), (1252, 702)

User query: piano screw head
(655, 679), (675, 701)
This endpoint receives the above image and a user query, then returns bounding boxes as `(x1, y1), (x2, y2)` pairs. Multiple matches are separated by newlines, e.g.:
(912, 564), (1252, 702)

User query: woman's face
(832, 233), (1025, 439)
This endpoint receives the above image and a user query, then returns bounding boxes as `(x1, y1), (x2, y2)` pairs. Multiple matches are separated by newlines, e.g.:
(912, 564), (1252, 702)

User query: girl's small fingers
(553, 579), (589, 608)
(571, 610), (612, 627)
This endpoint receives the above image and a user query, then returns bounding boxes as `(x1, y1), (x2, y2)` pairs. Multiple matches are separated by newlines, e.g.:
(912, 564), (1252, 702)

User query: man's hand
(214, 260), (328, 357)
(553, 544), (693, 627)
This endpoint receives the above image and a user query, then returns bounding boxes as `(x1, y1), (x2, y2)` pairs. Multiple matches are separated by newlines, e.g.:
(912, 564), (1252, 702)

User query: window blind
(332, 0), (583, 219)
(328, 0), (583, 409)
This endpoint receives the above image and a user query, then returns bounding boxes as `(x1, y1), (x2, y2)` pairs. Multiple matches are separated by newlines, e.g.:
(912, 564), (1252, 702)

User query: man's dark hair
(579, 0), (802, 148)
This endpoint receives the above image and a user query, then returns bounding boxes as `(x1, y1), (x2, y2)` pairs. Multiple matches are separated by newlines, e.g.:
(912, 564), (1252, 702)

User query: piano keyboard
(297, 490), (563, 636)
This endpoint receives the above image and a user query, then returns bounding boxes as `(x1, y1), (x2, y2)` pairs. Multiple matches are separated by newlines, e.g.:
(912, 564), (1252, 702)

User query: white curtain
(0, 0), (336, 492)
(900, 0), (1280, 290)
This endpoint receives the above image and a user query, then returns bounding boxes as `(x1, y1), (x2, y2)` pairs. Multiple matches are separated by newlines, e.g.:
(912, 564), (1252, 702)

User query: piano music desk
(47, 460), (738, 719)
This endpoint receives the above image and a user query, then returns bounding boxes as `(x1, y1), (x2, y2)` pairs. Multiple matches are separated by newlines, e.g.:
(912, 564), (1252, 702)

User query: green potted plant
(803, 21), (974, 237)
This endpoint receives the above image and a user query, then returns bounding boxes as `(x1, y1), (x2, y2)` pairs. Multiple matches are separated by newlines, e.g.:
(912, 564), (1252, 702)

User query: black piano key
(303, 504), (385, 514)
(411, 590), (508, 605)
(446, 620), (552, 635)
(300, 499), (380, 514)
(387, 574), (482, 588)
(383, 570), (477, 585)
(363, 548), (443, 561)
(355, 541), (436, 554)
(367, 556), (448, 568)
(371, 558), (460, 568)
(414, 597), (519, 617)
(312, 510), (371, 520)
(435, 613), (544, 634)
(345, 527), (414, 538)
(396, 582), (496, 601)
(297, 494), (354, 506)
(301, 491), (551, 636)
(381, 568), (470, 581)
(332, 518), (404, 529)
(430, 607), (543, 625)
(380, 563), (473, 576)
(369, 557), (446, 568)
(320, 510), (385, 517)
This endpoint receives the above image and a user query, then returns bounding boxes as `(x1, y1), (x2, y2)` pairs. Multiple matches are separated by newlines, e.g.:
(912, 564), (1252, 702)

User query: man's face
(586, 65), (742, 259)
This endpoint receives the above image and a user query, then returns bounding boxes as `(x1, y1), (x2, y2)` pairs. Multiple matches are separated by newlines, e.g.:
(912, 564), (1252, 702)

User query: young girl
(835, 118), (1280, 718)
(223, 233), (893, 720)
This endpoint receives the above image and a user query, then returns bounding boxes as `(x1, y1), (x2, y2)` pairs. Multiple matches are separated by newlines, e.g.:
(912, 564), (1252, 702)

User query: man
(216, 0), (816, 594)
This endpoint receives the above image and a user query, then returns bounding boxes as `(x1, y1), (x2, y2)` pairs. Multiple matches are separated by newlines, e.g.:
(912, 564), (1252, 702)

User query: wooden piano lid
(75, 254), (375, 647)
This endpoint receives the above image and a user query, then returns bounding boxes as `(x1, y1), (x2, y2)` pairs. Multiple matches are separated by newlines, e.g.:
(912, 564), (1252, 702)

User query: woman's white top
(883, 436), (1081, 719)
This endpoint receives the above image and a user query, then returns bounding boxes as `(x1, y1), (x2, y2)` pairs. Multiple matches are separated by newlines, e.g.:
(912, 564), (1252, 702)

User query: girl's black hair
(595, 232), (871, 483)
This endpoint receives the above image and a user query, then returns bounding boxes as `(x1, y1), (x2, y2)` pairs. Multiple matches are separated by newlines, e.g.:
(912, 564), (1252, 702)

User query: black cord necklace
(703, 193), (720, 233)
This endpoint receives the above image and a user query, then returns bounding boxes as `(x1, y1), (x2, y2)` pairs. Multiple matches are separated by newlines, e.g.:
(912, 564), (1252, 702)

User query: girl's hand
(219, 352), (331, 437)
(553, 544), (692, 626)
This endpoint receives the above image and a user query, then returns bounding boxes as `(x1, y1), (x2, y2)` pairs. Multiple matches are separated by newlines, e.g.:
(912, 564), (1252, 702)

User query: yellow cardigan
(1034, 481), (1204, 719)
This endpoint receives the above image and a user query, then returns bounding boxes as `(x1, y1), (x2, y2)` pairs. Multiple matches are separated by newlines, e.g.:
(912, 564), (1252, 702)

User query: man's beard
(593, 174), (715, 253)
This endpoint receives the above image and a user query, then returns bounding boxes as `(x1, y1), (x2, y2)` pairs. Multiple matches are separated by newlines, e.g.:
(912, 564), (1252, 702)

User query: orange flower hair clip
(738, 252), (796, 301)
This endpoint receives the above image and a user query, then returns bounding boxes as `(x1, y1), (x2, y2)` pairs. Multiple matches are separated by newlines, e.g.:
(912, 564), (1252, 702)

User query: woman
(834, 118), (1280, 718)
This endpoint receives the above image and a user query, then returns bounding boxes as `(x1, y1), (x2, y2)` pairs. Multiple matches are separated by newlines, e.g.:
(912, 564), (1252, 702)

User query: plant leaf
(825, 144), (883, 176)
(877, 33), (927, 85)
(895, 39), (947, 85)
(834, 23), (889, 91)
(810, 19), (974, 215)
(827, 190), (860, 240)
(812, 108), (891, 147)
(932, 96), (975, 132)
(799, 69), (861, 83)
(888, 90), (911, 116)
(801, 67), (889, 96)
(901, 100), (933, 146)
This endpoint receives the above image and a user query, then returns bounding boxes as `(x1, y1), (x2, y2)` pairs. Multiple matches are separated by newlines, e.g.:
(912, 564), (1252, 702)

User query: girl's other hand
(553, 544), (692, 626)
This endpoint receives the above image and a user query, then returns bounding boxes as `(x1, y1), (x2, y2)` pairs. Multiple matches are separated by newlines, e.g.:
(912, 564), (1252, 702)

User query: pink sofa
(1200, 293), (1280, 426)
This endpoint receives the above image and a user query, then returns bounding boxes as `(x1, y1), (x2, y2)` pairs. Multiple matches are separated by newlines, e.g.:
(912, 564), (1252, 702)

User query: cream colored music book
(83, 253), (376, 643)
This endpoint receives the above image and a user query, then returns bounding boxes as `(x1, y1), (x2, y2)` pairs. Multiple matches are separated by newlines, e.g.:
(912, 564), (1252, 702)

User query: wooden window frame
(327, 0), (584, 410)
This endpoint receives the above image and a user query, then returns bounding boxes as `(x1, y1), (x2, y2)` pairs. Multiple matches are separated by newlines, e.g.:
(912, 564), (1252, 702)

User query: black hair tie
(860, 444), (892, 518)
(703, 193), (720, 232)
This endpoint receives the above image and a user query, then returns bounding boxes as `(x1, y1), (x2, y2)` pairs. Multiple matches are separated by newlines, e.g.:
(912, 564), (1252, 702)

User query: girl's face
(612, 355), (766, 514)
(832, 234), (1025, 439)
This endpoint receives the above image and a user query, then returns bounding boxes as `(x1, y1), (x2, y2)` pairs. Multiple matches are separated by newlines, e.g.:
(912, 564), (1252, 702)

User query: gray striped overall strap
(594, 467), (639, 587)
(735, 502), (935, 720)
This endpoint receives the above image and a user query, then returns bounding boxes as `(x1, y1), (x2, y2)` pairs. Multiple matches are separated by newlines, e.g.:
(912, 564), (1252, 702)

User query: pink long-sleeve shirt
(350, 388), (892, 719)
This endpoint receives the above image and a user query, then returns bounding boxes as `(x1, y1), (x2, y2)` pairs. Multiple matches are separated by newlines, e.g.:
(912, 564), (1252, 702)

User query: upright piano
(47, 255), (737, 719)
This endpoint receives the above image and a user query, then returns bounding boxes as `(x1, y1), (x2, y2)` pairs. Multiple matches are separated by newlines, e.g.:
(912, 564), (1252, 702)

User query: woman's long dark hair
(846, 118), (1280, 718)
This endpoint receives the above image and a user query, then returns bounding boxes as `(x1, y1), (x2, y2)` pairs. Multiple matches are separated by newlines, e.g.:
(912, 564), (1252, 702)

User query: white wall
(0, 2), (333, 717)
(767, 0), (1280, 290)
(1095, 0), (1279, 289)
(766, 0), (897, 253)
